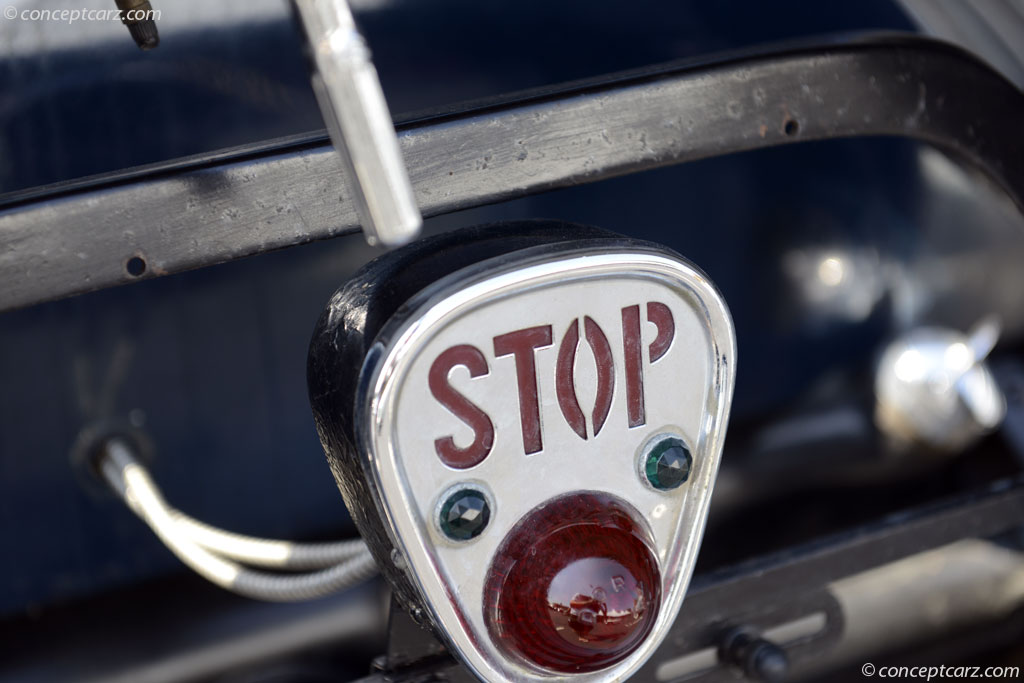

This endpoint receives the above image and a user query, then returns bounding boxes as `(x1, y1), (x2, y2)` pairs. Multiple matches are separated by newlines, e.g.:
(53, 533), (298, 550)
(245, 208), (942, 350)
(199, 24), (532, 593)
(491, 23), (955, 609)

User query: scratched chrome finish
(0, 35), (1022, 313)
(355, 245), (736, 681)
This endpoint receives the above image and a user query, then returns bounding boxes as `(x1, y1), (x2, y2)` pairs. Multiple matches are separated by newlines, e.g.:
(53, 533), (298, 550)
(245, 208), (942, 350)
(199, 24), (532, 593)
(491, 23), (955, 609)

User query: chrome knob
(875, 317), (1006, 452)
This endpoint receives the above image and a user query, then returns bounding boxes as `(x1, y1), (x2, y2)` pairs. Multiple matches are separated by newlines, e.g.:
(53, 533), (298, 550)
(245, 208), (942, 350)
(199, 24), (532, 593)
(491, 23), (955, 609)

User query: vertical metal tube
(293, 0), (422, 247)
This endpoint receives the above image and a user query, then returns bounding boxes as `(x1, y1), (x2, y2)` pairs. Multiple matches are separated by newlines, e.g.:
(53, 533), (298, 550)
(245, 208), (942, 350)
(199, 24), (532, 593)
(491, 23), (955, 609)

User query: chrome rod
(292, 0), (421, 247)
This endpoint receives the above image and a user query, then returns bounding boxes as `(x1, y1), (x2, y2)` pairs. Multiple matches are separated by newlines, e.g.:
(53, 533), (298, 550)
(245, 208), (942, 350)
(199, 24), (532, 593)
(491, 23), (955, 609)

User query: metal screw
(408, 605), (428, 627)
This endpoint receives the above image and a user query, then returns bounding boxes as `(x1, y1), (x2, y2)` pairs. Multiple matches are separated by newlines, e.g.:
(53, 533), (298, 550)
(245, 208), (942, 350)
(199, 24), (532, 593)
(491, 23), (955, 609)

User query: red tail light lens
(484, 492), (661, 673)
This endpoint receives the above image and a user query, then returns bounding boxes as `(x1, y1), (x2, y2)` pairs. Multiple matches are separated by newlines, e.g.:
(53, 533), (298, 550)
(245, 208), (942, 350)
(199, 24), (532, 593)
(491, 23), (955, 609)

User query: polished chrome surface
(355, 245), (736, 681)
(1, 36), (1022, 314)
(875, 318), (1006, 452)
(293, 0), (421, 247)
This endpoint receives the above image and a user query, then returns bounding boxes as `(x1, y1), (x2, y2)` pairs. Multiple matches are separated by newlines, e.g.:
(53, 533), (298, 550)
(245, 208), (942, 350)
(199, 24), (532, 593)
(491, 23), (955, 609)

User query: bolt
(718, 627), (789, 683)
(409, 605), (428, 627)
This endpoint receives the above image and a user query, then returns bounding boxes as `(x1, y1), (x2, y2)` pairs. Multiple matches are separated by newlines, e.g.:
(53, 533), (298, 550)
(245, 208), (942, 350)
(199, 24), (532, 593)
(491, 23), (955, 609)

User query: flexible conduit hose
(98, 438), (378, 601)
(170, 513), (369, 569)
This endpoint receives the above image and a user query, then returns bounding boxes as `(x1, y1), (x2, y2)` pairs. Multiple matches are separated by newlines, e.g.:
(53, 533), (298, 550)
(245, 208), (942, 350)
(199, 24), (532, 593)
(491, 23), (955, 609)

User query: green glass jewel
(645, 437), (692, 490)
(439, 488), (490, 541)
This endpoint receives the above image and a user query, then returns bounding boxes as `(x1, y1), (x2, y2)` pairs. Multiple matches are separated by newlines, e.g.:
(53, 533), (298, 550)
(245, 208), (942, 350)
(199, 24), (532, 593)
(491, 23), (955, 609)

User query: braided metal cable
(99, 438), (378, 601)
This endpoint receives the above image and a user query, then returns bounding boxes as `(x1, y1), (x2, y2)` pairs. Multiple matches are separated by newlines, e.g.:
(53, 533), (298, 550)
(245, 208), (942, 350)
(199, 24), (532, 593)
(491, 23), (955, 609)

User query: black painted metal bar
(356, 476), (1024, 682)
(637, 475), (1024, 680)
(1, 34), (1021, 313)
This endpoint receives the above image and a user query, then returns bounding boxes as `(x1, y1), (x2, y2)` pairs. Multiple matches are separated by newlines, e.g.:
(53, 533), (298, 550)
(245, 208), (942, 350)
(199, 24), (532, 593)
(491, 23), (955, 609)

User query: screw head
(644, 436), (692, 490)
(439, 487), (491, 541)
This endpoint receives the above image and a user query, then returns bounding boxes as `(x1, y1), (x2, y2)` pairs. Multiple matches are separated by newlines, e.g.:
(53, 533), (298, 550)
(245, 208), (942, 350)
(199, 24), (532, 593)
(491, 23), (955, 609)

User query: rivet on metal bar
(293, 0), (422, 247)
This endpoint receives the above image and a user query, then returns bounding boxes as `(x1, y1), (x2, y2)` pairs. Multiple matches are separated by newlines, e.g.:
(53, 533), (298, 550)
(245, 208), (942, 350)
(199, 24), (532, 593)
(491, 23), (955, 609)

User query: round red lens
(484, 492), (661, 673)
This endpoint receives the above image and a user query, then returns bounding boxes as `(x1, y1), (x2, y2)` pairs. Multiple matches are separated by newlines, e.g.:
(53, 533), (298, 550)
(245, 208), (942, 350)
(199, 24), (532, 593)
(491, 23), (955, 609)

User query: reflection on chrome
(875, 318), (1006, 453)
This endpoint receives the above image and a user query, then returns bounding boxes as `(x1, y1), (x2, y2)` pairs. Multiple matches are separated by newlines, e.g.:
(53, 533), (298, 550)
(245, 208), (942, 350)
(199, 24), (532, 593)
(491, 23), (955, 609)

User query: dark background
(3, 0), (1019, 623)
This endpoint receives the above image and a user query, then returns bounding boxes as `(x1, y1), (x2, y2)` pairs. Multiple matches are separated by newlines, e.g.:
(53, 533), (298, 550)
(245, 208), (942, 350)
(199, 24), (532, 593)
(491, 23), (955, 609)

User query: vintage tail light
(307, 222), (736, 681)
(485, 492), (661, 673)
